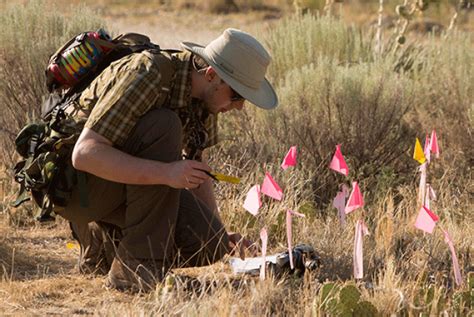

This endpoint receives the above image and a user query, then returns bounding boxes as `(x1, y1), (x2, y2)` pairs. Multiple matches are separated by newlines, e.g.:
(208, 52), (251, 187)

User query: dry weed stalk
(375, 0), (384, 55)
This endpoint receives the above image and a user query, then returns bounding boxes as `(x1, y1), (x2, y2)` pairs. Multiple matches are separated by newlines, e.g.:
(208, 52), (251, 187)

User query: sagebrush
(0, 1), (106, 165)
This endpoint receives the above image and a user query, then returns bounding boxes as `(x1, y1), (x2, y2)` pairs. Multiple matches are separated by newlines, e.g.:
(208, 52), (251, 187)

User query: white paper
(229, 255), (278, 275)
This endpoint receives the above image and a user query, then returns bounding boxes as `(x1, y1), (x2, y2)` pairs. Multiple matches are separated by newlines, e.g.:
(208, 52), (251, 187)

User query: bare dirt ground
(0, 211), (235, 315)
(106, 8), (280, 49)
(0, 218), (106, 315)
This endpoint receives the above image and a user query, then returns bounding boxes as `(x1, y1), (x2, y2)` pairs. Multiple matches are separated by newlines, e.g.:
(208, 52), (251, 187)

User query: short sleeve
(82, 52), (163, 146)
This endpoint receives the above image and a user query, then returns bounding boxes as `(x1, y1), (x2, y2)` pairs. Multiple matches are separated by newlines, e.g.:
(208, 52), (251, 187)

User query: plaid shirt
(77, 50), (218, 160)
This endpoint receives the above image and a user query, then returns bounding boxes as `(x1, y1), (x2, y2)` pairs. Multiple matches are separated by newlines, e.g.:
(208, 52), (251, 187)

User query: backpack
(12, 29), (176, 221)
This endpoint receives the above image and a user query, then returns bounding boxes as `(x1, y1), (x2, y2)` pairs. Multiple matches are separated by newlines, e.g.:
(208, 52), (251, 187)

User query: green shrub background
(0, 2), (106, 163)
(216, 13), (472, 207)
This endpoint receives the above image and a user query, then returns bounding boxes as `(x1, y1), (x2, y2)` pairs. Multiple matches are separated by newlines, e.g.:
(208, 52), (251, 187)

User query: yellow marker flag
(211, 172), (240, 184)
(66, 242), (79, 250)
(413, 138), (426, 164)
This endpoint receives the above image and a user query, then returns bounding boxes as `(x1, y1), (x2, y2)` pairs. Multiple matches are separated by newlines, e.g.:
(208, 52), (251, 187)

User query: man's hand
(165, 160), (211, 189)
(227, 232), (258, 260)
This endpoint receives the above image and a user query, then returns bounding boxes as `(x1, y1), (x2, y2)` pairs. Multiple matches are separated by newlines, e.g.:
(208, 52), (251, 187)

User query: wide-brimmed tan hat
(181, 28), (278, 110)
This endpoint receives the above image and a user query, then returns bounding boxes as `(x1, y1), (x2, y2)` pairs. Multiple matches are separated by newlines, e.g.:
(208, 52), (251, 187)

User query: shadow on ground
(0, 219), (76, 281)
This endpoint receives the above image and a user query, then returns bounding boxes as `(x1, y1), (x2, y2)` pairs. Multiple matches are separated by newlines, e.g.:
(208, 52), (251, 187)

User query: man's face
(202, 68), (245, 115)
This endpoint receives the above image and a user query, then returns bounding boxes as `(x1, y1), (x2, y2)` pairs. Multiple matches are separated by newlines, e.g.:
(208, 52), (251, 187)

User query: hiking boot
(105, 256), (165, 292)
(70, 221), (120, 275)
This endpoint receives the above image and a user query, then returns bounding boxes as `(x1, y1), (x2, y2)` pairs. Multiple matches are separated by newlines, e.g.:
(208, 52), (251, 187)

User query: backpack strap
(11, 181), (30, 207)
(153, 52), (176, 105)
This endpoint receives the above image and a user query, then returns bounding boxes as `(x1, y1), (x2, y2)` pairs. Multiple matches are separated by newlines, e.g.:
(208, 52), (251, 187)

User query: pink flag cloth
(243, 185), (261, 216)
(442, 229), (463, 287)
(424, 184), (436, 210)
(333, 184), (349, 227)
(418, 163), (427, 206)
(259, 227), (268, 281)
(288, 209), (305, 217)
(424, 134), (431, 163)
(353, 219), (370, 279)
(430, 130), (439, 158)
(345, 181), (364, 214)
(425, 184), (431, 210)
(329, 144), (349, 176)
(414, 206), (439, 234)
(281, 146), (297, 170)
(286, 209), (306, 269)
(261, 172), (283, 201)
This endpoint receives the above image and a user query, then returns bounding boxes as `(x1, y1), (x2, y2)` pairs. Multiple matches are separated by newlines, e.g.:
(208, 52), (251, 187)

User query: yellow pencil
(200, 169), (240, 184)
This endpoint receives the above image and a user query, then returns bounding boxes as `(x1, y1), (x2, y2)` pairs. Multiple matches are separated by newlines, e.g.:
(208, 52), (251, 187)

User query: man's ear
(204, 66), (217, 82)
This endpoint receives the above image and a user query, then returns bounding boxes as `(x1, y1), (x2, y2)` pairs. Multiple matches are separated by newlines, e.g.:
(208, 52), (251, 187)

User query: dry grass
(2, 149), (473, 314)
(1, 182), (472, 315)
(0, 0), (473, 315)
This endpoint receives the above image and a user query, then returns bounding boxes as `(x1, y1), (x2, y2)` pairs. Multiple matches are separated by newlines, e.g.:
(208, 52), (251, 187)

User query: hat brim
(181, 42), (278, 110)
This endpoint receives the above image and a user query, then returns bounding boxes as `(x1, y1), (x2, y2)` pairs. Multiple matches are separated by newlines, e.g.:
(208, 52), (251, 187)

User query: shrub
(202, 0), (239, 13)
(263, 14), (373, 84)
(410, 32), (473, 162)
(0, 1), (107, 165)
(171, 0), (239, 13)
(216, 57), (416, 207)
(215, 14), (472, 210)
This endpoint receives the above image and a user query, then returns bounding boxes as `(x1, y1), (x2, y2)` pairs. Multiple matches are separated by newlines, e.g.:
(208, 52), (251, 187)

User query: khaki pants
(59, 108), (229, 268)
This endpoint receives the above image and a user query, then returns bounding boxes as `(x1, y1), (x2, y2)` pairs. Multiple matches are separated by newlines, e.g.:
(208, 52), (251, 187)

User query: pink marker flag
(414, 206), (439, 234)
(329, 144), (349, 176)
(243, 185), (261, 216)
(424, 183), (437, 210)
(281, 146), (297, 170)
(430, 130), (439, 158)
(418, 163), (427, 206)
(442, 229), (463, 287)
(345, 181), (364, 214)
(424, 134), (431, 163)
(425, 184), (431, 210)
(261, 172), (283, 201)
(333, 184), (349, 227)
(259, 227), (268, 281)
(353, 219), (370, 279)
(286, 209), (306, 269)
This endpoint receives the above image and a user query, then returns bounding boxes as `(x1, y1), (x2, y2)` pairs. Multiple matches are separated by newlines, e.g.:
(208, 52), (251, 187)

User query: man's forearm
(73, 139), (171, 185)
(73, 128), (211, 188)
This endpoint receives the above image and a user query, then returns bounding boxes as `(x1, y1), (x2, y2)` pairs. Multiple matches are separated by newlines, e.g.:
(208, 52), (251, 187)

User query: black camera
(267, 244), (321, 277)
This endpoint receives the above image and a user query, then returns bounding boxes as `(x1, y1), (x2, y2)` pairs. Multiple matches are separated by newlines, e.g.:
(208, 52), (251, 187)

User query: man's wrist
(153, 161), (171, 186)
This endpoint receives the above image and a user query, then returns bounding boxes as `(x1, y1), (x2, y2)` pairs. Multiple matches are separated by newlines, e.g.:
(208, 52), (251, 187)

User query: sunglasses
(230, 87), (244, 102)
